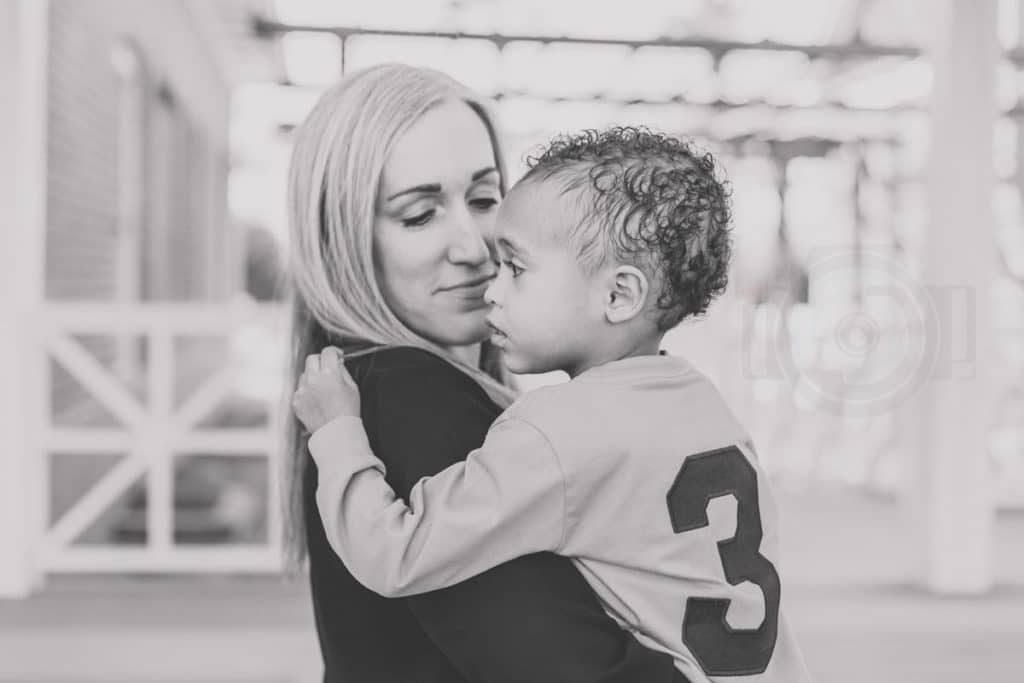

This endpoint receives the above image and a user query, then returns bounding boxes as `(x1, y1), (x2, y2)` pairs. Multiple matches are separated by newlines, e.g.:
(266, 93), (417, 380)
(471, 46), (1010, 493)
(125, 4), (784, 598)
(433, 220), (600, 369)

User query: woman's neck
(447, 342), (482, 369)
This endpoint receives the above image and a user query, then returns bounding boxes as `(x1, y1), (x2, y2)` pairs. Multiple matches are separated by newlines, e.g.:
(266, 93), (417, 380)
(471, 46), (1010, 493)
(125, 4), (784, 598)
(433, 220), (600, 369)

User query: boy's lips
(486, 319), (509, 346)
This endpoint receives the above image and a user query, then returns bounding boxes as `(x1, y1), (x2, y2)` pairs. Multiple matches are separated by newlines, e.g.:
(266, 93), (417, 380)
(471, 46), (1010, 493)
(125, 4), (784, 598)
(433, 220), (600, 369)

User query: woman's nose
(447, 205), (491, 266)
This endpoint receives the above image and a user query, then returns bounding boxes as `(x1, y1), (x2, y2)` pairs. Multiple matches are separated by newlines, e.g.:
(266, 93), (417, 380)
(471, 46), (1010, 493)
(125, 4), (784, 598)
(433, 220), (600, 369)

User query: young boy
(293, 127), (810, 682)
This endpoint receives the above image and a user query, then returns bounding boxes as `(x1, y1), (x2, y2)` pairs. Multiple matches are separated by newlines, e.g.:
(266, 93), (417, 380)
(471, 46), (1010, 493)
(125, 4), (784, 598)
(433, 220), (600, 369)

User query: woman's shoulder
(348, 346), (488, 399)
(350, 347), (502, 451)
(348, 345), (458, 378)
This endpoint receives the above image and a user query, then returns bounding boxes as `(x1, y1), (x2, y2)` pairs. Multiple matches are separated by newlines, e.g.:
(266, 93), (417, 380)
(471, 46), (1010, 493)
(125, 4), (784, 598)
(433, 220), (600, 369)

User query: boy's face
(484, 181), (606, 376)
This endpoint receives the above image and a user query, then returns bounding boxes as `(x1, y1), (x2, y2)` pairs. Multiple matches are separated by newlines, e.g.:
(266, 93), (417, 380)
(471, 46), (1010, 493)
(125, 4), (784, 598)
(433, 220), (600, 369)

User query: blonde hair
(283, 63), (517, 567)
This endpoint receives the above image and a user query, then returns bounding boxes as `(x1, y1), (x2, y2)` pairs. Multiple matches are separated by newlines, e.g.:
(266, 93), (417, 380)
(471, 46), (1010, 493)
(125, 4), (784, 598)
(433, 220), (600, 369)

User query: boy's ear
(604, 265), (649, 324)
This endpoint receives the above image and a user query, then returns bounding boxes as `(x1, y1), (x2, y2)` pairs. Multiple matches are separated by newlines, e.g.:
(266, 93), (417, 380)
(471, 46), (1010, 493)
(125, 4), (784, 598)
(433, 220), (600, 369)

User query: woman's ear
(604, 265), (649, 324)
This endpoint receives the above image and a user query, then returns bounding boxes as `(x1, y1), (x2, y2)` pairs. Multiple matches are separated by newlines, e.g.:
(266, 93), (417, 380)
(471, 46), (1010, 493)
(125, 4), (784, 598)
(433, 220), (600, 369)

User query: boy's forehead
(497, 178), (578, 246)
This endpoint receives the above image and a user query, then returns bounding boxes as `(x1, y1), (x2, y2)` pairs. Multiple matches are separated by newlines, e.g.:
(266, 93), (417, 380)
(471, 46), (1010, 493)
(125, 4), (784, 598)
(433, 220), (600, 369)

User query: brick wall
(45, 0), (231, 303)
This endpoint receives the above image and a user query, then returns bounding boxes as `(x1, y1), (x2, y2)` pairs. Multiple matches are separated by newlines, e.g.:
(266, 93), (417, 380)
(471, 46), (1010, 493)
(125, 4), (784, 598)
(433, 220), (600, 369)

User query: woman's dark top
(303, 346), (686, 683)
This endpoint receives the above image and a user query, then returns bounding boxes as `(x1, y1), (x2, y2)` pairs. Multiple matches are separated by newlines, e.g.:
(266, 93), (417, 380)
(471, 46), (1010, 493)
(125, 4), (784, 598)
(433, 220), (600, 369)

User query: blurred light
(495, 96), (551, 137)
(772, 107), (895, 144)
(858, 0), (933, 46)
(708, 104), (776, 140)
(612, 47), (716, 103)
(719, 50), (813, 105)
(499, 42), (632, 99)
(897, 112), (930, 176)
(230, 83), (324, 241)
(282, 33), (341, 87)
(765, 73), (824, 108)
(540, 100), (625, 132)
(858, 179), (895, 246)
(521, 0), (702, 40)
(730, 157), (783, 294)
(862, 142), (898, 181)
(835, 58), (931, 109)
(995, 118), (1018, 179)
(230, 322), (288, 402)
(274, 0), (450, 31)
(999, 0), (1020, 49)
(229, 167), (288, 240)
(998, 60), (1019, 113)
(346, 36), (500, 95)
(234, 83), (324, 129)
(722, 0), (847, 45)
(273, 0), (351, 25)
(619, 103), (712, 135)
(450, 0), (706, 39)
(993, 275), (1024, 344)
(448, 0), (528, 34)
(785, 156), (857, 263)
(109, 41), (140, 79)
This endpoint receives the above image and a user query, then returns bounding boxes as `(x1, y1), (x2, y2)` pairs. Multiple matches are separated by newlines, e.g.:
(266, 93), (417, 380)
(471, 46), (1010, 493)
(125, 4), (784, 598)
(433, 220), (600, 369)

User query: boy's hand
(292, 346), (360, 433)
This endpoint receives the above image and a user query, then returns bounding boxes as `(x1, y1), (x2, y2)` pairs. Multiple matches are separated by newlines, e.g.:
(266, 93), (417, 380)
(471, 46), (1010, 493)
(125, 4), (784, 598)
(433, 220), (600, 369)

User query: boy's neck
(566, 333), (664, 379)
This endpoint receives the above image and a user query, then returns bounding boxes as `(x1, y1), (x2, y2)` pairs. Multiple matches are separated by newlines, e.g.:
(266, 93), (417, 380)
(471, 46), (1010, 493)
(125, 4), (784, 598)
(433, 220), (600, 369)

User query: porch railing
(32, 302), (289, 573)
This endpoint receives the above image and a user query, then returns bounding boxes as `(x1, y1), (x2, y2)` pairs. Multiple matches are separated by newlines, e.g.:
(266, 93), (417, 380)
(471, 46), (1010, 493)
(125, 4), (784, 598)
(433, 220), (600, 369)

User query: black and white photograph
(1, 1), (1022, 681)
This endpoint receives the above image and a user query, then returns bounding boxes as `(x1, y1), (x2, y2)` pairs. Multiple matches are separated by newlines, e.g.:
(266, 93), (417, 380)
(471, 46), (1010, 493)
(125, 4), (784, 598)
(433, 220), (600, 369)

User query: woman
(284, 63), (684, 683)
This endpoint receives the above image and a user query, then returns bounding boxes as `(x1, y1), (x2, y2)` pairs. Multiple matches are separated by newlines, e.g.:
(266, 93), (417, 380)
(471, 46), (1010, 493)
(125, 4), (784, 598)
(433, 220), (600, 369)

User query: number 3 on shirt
(666, 445), (780, 676)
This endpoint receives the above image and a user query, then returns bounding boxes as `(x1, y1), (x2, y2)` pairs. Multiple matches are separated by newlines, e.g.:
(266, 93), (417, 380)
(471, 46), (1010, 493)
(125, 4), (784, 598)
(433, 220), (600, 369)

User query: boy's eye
(503, 260), (524, 277)
(401, 209), (435, 227)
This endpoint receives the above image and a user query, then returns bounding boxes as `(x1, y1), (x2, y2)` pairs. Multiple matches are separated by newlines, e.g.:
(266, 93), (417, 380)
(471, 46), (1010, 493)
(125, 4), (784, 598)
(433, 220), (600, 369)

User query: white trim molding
(0, 0), (49, 598)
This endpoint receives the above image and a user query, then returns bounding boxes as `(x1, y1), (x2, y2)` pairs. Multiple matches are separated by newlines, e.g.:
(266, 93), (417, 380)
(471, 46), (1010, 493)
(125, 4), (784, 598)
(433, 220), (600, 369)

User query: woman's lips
(446, 281), (490, 299)
(440, 276), (495, 300)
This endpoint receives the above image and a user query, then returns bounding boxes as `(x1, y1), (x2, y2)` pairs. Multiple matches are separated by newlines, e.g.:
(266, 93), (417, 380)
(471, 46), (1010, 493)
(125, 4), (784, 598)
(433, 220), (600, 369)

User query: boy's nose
(484, 273), (503, 306)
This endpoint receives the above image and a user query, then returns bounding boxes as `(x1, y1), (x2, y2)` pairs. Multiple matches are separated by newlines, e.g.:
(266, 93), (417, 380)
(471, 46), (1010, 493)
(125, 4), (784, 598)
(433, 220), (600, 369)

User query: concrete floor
(2, 486), (1022, 682)
(783, 486), (1024, 682)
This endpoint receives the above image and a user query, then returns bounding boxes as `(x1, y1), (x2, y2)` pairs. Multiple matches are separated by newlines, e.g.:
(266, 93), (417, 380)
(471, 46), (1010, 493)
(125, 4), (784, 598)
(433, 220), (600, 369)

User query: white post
(0, 0), (49, 597)
(909, 0), (998, 594)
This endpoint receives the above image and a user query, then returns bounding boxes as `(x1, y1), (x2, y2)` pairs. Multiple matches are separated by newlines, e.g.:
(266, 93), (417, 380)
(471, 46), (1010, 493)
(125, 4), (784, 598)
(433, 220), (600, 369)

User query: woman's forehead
(380, 100), (496, 194)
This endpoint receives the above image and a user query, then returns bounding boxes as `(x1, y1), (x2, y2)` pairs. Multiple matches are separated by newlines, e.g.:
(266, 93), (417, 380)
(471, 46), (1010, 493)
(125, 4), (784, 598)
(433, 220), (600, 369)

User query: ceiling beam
(253, 17), (916, 59)
(252, 16), (1024, 64)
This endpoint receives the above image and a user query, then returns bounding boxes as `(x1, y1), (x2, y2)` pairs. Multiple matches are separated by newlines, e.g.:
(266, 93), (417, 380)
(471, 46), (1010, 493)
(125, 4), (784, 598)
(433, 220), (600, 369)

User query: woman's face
(373, 100), (501, 349)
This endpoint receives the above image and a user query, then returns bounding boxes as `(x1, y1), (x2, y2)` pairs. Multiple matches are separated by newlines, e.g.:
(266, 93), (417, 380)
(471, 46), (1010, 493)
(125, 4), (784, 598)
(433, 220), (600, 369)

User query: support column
(0, 0), (49, 597)
(910, 0), (998, 594)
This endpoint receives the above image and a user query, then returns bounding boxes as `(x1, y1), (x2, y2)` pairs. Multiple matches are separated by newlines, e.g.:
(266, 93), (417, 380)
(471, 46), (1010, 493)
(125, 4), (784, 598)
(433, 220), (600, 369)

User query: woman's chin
(500, 350), (536, 376)
(421, 315), (491, 348)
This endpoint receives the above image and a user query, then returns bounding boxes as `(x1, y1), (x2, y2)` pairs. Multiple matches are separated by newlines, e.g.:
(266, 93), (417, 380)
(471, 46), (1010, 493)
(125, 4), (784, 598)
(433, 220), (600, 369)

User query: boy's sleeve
(340, 357), (682, 683)
(308, 412), (567, 597)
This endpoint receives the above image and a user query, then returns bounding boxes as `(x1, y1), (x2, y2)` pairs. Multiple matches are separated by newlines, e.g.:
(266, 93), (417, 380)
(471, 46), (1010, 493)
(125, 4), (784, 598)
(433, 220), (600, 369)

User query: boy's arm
(349, 357), (683, 683)
(308, 412), (567, 597)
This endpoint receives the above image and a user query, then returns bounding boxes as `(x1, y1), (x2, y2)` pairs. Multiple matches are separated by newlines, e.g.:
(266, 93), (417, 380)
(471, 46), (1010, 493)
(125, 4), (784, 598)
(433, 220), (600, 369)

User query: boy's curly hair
(520, 126), (733, 330)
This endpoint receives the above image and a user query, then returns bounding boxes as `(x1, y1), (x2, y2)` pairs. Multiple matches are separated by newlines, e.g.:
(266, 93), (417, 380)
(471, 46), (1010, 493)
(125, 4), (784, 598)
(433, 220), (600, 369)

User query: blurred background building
(1, 0), (1022, 681)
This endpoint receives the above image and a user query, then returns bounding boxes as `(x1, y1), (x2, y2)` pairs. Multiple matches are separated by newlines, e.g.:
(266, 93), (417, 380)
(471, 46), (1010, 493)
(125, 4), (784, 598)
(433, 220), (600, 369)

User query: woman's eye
(401, 209), (435, 227)
(469, 197), (499, 211)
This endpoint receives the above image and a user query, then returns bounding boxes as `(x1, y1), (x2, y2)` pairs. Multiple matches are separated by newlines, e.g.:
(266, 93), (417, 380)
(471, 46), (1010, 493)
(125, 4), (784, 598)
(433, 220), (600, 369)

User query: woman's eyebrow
(386, 168), (498, 202)
(386, 183), (441, 201)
